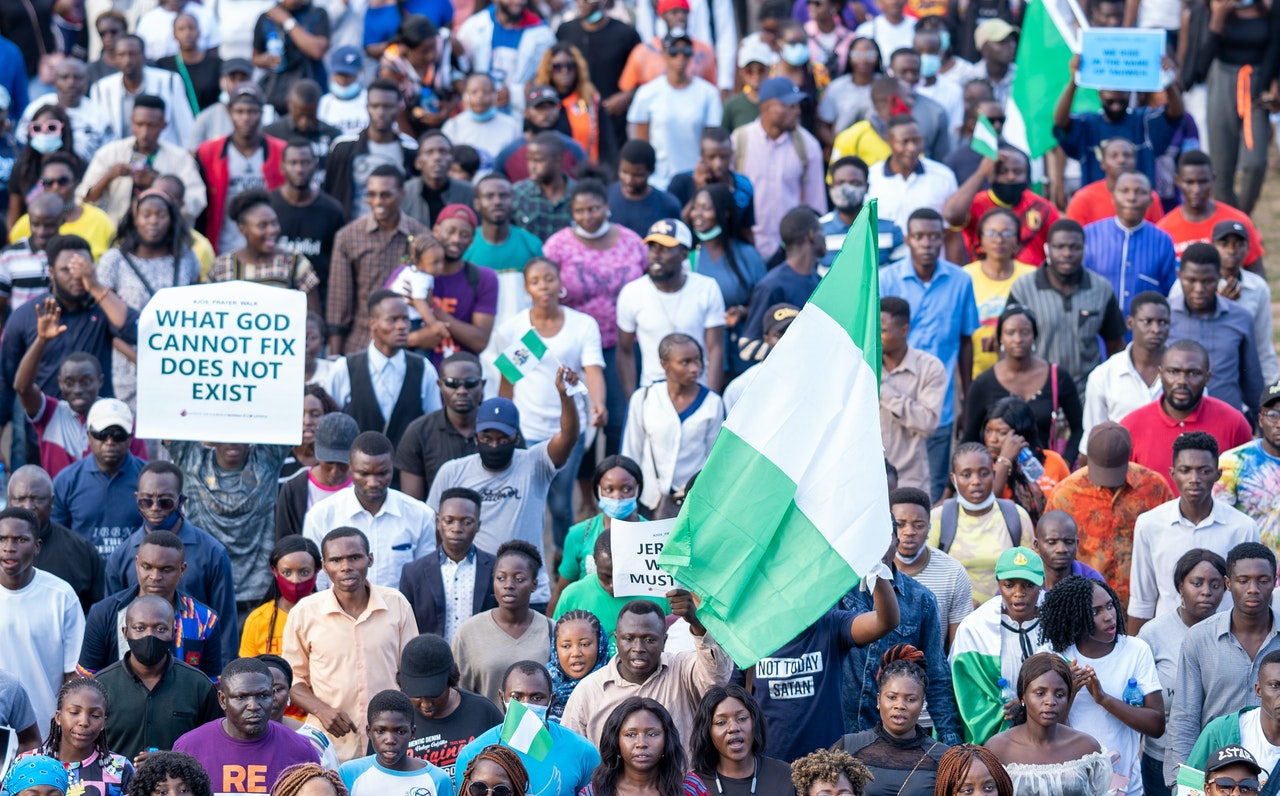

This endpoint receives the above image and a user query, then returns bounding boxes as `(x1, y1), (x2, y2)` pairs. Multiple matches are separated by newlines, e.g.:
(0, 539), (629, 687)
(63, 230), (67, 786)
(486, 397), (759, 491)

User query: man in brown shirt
(327, 165), (429, 354)
(880, 296), (947, 492)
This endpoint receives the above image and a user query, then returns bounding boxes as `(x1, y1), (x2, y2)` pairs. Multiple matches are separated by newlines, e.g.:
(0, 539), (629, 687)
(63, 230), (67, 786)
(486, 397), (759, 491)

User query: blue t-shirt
(606, 181), (681, 237)
(751, 609), (857, 762)
(692, 238), (767, 310)
(819, 212), (903, 269)
(339, 755), (454, 796)
(363, 0), (453, 47)
(453, 722), (598, 796)
(740, 263), (822, 344)
(1053, 108), (1179, 185)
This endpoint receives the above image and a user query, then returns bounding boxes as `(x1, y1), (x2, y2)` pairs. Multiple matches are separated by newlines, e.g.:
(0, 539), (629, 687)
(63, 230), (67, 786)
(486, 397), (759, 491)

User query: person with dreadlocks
(546, 609), (610, 722)
(270, 764), (347, 796)
(17, 678), (133, 796)
(126, 753), (211, 796)
(983, 653), (1110, 795)
(833, 645), (949, 796)
(1040, 575), (1164, 795)
(934, 745), (1013, 796)
(458, 745), (530, 796)
(789, 749), (872, 796)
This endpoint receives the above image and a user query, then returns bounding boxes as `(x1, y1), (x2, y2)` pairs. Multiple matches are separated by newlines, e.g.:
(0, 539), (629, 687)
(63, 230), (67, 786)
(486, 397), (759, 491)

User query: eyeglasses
(30, 120), (63, 135)
(90, 427), (131, 443)
(138, 496), (178, 511)
(666, 45), (694, 57)
(466, 784), (513, 796)
(1263, 409), (1280, 422)
(982, 230), (1017, 240)
(1207, 778), (1259, 794)
(41, 175), (73, 188)
(442, 377), (482, 389)
(551, 62), (576, 72)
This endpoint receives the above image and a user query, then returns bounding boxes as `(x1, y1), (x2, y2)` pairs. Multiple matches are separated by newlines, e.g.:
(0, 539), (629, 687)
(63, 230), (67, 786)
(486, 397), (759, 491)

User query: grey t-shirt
(219, 145), (266, 253)
(818, 76), (872, 133)
(350, 140), (405, 218)
(0, 668), (37, 734)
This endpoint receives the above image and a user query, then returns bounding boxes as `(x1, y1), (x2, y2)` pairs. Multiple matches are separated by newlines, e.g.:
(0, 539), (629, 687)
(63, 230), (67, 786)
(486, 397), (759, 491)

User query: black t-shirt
(394, 410), (479, 495)
(693, 758), (796, 795)
(269, 190), (347, 295)
(263, 117), (342, 186)
(402, 690), (503, 778)
(158, 53), (223, 111)
(554, 19), (642, 101)
(252, 3), (331, 112)
(606, 181), (681, 236)
(35, 521), (105, 615)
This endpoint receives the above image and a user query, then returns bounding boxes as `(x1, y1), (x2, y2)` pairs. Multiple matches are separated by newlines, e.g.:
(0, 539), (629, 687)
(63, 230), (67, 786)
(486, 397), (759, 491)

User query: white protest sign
(611, 518), (678, 597)
(136, 281), (306, 444)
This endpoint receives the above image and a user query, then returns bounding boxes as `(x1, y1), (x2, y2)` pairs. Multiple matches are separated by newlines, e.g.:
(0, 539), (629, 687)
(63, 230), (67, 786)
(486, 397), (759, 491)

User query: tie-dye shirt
(1215, 439), (1280, 549)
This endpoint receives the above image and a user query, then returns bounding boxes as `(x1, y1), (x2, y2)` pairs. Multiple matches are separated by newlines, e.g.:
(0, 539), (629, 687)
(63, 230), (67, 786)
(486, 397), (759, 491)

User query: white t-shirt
(441, 112), (523, 162)
(1240, 708), (1280, 788)
(0, 570), (85, 737)
(387, 267), (435, 321)
(219, 145), (267, 254)
(492, 307), (604, 441)
(136, 2), (222, 60)
(616, 271), (727, 388)
(626, 76), (723, 190)
(351, 139), (406, 218)
(854, 15), (917, 61)
(318, 91), (371, 137)
(1065, 636), (1162, 796)
(917, 78), (965, 135)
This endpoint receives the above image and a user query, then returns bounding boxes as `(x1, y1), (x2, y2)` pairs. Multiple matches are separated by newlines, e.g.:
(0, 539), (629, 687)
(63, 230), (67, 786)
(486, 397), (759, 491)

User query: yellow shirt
(191, 229), (216, 278)
(239, 599), (288, 657)
(830, 121), (892, 167)
(11, 204), (116, 260)
(927, 501), (1034, 603)
(963, 260), (1036, 378)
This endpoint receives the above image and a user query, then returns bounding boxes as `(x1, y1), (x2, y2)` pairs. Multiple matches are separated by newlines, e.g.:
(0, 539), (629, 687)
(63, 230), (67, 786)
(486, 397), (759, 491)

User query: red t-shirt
(1066, 179), (1164, 227)
(1120, 396), (1253, 493)
(1157, 203), (1265, 265)
(962, 189), (1061, 265)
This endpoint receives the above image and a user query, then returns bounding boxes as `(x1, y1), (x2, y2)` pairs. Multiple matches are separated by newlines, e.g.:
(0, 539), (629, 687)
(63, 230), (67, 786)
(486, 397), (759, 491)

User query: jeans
(532, 434), (586, 549)
(1141, 753), (1173, 796)
(926, 422), (954, 503)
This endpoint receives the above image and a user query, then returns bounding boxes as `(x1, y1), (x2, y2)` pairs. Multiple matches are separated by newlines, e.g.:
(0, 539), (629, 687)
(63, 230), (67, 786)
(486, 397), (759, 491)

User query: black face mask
(991, 181), (1026, 207)
(128, 634), (171, 667)
(478, 439), (518, 471)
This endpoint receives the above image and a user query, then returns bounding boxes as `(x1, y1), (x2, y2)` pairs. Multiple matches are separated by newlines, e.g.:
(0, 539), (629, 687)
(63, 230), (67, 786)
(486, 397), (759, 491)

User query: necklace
(653, 281), (687, 335)
(714, 758), (757, 794)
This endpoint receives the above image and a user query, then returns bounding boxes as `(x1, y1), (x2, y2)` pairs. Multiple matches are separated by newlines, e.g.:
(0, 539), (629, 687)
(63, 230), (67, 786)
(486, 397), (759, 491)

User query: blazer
(88, 67), (195, 149)
(398, 547), (498, 637)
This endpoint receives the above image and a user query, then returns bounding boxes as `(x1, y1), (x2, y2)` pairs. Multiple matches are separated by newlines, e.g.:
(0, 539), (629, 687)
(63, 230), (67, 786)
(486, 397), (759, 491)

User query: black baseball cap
(398, 635), (454, 698)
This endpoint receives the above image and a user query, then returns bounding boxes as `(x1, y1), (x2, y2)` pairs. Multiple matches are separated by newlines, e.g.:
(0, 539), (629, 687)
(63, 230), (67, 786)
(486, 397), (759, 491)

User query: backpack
(937, 498), (1022, 553)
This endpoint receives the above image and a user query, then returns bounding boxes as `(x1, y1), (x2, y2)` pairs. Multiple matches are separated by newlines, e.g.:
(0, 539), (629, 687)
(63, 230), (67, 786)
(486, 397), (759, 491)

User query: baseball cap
(1085, 422), (1131, 489)
(526, 84), (560, 107)
(476, 398), (520, 436)
(229, 83), (265, 107)
(87, 398), (133, 434)
(436, 203), (478, 228)
(663, 26), (694, 48)
(995, 547), (1044, 586)
(1205, 745), (1263, 777)
(1260, 381), (1280, 409)
(738, 38), (777, 68)
(1212, 219), (1248, 242)
(221, 57), (253, 77)
(757, 76), (807, 105)
(329, 45), (363, 77)
(398, 634), (454, 698)
(763, 303), (800, 336)
(975, 18), (1019, 50)
(643, 218), (693, 249)
(656, 0), (691, 14)
(314, 414), (359, 464)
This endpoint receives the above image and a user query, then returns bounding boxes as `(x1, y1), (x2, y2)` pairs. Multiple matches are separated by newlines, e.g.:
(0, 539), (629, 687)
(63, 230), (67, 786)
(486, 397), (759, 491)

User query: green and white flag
(656, 202), (892, 668)
(499, 699), (553, 761)
(971, 114), (1001, 160)
(1175, 764), (1206, 796)
(1004, 0), (1099, 158)
(495, 329), (548, 384)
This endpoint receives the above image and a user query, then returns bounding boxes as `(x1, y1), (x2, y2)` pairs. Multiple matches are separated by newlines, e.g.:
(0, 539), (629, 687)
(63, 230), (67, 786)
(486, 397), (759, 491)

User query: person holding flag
(943, 140), (1059, 267)
(493, 256), (606, 551)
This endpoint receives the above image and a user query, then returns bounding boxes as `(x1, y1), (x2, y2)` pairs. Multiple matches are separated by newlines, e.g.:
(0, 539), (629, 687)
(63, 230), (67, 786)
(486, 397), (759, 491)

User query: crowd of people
(1, 0), (1280, 793)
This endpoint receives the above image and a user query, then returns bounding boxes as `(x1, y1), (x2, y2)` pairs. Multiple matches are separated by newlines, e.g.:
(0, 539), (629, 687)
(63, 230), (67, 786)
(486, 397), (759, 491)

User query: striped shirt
(0, 240), (49, 309)
(1008, 267), (1126, 394)
(1082, 218), (1177, 316)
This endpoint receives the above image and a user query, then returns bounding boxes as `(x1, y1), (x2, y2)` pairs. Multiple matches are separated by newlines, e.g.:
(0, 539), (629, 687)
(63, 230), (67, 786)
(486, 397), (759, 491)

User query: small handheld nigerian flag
(500, 698), (554, 761)
(495, 329), (549, 383)
(656, 201), (892, 668)
(971, 114), (1000, 160)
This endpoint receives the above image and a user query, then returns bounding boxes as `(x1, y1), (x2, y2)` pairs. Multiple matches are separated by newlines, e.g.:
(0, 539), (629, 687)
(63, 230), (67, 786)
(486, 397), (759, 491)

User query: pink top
(544, 225), (646, 349)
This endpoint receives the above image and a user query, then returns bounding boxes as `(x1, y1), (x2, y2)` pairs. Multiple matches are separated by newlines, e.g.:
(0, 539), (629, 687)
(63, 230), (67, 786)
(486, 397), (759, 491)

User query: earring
(559, 287), (568, 299)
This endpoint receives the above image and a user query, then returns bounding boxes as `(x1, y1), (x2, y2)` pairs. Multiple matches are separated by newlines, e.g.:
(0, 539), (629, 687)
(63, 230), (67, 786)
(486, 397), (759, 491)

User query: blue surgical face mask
(585, 8), (604, 23)
(329, 80), (362, 100)
(510, 701), (550, 720)
(695, 225), (722, 242)
(30, 133), (63, 154)
(598, 495), (637, 520)
(781, 42), (810, 66)
(938, 30), (952, 54)
(920, 53), (942, 78)
(468, 106), (498, 122)
(219, 89), (230, 105)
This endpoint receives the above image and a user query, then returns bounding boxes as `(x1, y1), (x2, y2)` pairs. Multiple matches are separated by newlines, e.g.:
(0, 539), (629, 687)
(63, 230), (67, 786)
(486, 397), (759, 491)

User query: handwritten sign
(611, 518), (678, 597)
(136, 281), (306, 444)
(1077, 28), (1167, 92)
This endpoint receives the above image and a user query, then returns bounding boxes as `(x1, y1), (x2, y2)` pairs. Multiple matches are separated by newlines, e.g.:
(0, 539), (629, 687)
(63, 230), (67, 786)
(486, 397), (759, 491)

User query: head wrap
(545, 615), (610, 721)
(2, 756), (68, 796)
(435, 204), (478, 228)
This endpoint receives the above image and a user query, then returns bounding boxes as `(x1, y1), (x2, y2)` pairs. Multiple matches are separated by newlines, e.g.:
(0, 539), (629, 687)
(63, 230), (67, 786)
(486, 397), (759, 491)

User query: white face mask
(574, 219), (611, 239)
(953, 477), (996, 512)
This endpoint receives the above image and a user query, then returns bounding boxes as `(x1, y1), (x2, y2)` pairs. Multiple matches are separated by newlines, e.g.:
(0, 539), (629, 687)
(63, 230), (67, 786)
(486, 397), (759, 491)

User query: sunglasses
(442, 376), (482, 389)
(466, 784), (512, 796)
(137, 496), (178, 511)
(1207, 778), (1259, 794)
(988, 116), (1007, 124)
(666, 45), (694, 57)
(30, 120), (63, 135)
(90, 427), (131, 443)
(41, 175), (73, 188)
(551, 62), (576, 72)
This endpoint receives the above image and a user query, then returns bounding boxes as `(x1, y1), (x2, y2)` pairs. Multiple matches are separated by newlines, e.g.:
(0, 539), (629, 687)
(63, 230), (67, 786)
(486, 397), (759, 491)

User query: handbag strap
(120, 251), (163, 298)
(1049, 363), (1061, 448)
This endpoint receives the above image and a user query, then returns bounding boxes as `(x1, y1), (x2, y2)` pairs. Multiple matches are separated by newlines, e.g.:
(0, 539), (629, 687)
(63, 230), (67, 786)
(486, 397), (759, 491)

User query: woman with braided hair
(459, 745), (530, 796)
(126, 752), (211, 796)
(934, 745), (1013, 796)
(546, 609), (610, 721)
(17, 678), (134, 796)
(983, 653), (1110, 795)
(1039, 575), (1164, 795)
(789, 749), (872, 796)
(270, 764), (348, 796)
(832, 644), (949, 796)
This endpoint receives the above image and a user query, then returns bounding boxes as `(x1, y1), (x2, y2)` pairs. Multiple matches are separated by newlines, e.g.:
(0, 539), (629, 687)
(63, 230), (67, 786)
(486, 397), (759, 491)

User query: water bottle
(266, 26), (286, 73)
(998, 677), (1016, 729)
(1122, 677), (1144, 706)
(1017, 447), (1045, 482)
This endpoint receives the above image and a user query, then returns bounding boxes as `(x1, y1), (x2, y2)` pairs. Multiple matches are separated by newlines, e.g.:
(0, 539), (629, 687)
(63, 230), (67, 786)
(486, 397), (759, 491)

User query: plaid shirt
(207, 251), (320, 292)
(512, 178), (575, 243)
(327, 212), (428, 353)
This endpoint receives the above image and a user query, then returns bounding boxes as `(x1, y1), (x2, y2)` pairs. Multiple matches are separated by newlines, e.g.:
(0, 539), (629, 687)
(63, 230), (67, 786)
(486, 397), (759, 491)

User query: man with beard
(945, 144), (1059, 266)
(10, 464), (105, 614)
(464, 174), (543, 271)
(270, 138), (346, 307)
(1122, 340), (1253, 492)
(263, 80), (342, 189)
(494, 86), (587, 183)
(415, 205), (498, 364)
(395, 353), (485, 501)
(511, 132), (575, 243)
(1053, 53), (1184, 186)
(401, 132), (475, 230)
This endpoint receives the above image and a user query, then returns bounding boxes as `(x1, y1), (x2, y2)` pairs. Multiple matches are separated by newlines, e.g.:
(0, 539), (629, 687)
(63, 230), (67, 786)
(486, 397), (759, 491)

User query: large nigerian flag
(656, 202), (891, 668)
(1005, 0), (1098, 158)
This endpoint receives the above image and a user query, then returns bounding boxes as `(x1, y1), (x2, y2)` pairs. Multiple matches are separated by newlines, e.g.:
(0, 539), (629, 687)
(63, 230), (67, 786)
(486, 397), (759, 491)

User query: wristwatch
(282, 17), (298, 33)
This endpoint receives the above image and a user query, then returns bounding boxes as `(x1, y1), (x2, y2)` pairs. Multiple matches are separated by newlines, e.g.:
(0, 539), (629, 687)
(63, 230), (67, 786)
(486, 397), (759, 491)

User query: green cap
(995, 546), (1044, 586)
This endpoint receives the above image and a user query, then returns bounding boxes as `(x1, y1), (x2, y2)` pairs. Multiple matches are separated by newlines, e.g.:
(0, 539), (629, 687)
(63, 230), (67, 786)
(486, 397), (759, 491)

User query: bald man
(1033, 509), (1105, 591)
(10, 464), (104, 614)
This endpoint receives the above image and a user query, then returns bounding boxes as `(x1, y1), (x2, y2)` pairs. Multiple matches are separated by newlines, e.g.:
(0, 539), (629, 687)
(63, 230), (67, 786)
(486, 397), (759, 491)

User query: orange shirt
(1065, 179), (1164, 227)
(618, 37), (718, 92)
(562, 90), (601, 165)
(997, 449), (1071, 502)
(1157, 203), (1265, 265)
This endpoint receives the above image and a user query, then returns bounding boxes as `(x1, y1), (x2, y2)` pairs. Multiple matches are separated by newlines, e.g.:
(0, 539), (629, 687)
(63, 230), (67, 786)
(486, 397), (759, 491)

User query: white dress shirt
(1081, 344), (1164, 448)
(303, 487), (437, 589)
(441, 548), (477, 643)
(867, 157), (958, 230)
(327, 343), (444, 419)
